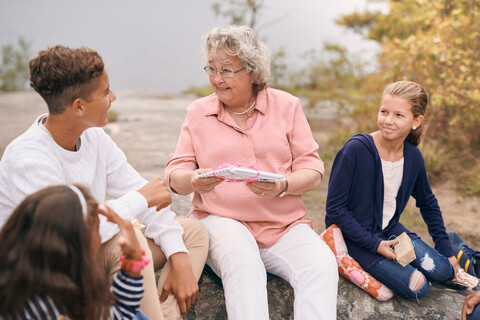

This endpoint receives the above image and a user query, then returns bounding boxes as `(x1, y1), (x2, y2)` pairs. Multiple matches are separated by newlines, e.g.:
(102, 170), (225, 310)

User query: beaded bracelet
(120, 248), (151, 273)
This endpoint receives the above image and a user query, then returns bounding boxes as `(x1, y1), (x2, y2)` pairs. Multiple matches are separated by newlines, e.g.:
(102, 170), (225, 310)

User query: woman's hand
(376, 239), (400, 260)
(462, 291), (480, 320)
(98, 204), (143, 264)
(191, 168), (224, 194)
(246, 179), (286, 198)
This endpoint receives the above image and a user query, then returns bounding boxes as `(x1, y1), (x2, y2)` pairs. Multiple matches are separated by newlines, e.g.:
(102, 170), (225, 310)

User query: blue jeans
(369, 238), (455, 299)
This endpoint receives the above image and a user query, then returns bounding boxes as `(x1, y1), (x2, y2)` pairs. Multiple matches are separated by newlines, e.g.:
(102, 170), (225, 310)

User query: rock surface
(0, 91), (470, 320)
(183, 274), (467, 320)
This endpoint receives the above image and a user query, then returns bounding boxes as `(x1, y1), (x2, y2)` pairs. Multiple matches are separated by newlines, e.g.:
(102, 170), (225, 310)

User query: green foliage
(107, 110), (118, 123)
(183, 85), (214, 97)
(290, 43), (367, 110)
(320, 125), (356, 169)
(462, 170), (480, 196)
(336, 0), (480, 188)
(211, 0), (265, 28)
(210, 0), (289, 86)
(335, 10), (381, 36)
(0, 38), (31, 92)
(399, 205), (428, 232)
(419, 139), (450, 184)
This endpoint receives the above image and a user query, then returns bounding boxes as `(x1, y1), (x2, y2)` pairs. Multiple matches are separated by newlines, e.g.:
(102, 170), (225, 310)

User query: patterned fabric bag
(320, 224), (395, 301)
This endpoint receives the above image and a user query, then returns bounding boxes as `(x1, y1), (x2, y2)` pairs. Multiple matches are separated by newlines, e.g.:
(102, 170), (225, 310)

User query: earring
(412, 126), (416, 130)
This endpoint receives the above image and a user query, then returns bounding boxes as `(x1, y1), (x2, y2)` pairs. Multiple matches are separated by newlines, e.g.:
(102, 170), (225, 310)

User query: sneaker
(447, 230), (480, 277)
(442, 268), (480, 292)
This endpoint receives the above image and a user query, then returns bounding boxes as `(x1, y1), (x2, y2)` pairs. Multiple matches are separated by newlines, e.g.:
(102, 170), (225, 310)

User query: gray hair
(203, 25), (271, 93)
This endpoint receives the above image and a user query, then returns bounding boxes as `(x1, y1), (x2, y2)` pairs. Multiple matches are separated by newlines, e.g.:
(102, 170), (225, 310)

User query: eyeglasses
(203, 66), (246, 78)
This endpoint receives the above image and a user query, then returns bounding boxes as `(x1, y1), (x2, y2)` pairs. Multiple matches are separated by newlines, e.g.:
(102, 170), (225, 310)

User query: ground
(1, 90), (478, 250)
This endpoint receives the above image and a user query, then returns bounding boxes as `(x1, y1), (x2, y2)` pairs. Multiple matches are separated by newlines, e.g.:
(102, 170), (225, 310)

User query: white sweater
(0, 114), (186, 258)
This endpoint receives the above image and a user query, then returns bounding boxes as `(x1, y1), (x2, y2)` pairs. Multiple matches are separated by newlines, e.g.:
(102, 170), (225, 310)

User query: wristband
(276, 179), (289, 198)
(120, 248), (151, 273)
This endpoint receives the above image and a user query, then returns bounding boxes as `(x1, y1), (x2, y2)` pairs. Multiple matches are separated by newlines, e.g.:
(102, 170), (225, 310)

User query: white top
(381, 157), (404, 230)
(0, 114), (186, 258)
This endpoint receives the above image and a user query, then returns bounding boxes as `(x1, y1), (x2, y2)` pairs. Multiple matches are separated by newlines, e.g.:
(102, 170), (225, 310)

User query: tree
(211, 0), (288, 89)
(337, 0), (480, 187)
(0, 37), (31, 92)
(290, 43), (368, 109)
(211, 0), (265, 29)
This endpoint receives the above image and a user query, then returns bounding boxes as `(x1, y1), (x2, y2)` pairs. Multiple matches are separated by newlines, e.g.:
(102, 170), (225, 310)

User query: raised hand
(98, 203), (142, 263)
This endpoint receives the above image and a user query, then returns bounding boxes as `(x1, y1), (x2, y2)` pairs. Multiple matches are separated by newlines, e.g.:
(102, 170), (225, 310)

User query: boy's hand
(138, 177), (172, 211)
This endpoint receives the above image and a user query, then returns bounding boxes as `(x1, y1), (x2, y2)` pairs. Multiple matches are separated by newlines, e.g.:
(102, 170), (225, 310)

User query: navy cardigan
(325, 133), (453, 271)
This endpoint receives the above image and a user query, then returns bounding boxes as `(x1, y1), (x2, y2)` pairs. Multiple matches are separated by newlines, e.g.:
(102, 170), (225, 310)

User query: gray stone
(170, 193), (466, 320)
(336, 278), (466, 320)
(184, 274), (294, 320)
(183, 274), (466, 320)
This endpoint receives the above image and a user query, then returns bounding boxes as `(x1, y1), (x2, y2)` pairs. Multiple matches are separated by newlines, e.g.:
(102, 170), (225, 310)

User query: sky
(0, 0), (380, 93)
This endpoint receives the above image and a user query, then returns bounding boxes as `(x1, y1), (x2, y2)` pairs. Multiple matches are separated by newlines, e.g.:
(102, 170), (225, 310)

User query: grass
(398, 201), (432, 245)
(183, 85), (213, 97)
(461, 165), (480, 196)
(107, 110), (118, 123)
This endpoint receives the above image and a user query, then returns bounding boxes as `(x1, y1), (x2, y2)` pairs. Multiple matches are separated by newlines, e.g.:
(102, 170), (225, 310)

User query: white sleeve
(140, 205), (188, 259)
(101, 131), (187, 258)
(104, 191), (188, 259)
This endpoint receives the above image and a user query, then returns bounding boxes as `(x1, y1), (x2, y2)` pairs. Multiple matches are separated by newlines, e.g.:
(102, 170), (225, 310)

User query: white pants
(196, 215), (338, 320)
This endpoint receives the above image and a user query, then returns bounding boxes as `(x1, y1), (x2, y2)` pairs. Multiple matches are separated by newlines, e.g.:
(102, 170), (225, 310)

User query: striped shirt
(2, 270), (144, 320)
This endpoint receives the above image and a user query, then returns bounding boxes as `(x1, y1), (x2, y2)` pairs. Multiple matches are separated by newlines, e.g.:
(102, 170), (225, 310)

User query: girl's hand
(98, 204), (142, 262)
(191, 168), (224, 194)
(376, 239), (400, 260)
(246, 179), (286, 198)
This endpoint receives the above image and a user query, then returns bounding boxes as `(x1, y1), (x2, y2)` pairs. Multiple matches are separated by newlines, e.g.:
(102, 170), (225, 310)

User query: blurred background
(0, 0), (378, 92)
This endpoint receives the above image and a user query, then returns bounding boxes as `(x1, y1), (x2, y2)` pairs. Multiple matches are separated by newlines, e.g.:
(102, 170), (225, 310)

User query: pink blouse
(163, 88), (324, 248)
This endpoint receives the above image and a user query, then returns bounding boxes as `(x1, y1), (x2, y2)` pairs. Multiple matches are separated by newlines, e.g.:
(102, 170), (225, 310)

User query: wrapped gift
(394, 232), (416, 267)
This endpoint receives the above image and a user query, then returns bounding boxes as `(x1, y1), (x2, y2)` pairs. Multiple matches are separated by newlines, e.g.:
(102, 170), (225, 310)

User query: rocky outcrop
(185, 274), (466, 320)
(172, 193), (466, 320)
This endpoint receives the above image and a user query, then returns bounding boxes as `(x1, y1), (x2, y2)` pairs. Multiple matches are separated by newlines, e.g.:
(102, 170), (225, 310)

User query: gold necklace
(224, 100), (256, 115)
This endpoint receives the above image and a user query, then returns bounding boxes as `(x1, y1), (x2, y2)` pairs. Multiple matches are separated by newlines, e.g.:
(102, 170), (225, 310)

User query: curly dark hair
(0, 185), (114, 320)
(382, 80), (428, 147)
(29, 45), (104, 114)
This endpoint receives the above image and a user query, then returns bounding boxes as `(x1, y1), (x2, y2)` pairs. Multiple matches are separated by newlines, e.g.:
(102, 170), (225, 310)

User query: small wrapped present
(394, 232), (416, 267)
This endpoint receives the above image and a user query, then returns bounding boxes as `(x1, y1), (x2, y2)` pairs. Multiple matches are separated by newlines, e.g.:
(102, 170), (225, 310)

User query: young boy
(0, 45), (208, 320)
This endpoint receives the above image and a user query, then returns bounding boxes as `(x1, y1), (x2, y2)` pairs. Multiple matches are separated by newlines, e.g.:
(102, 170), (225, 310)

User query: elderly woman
(163, 25), (338, 320)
